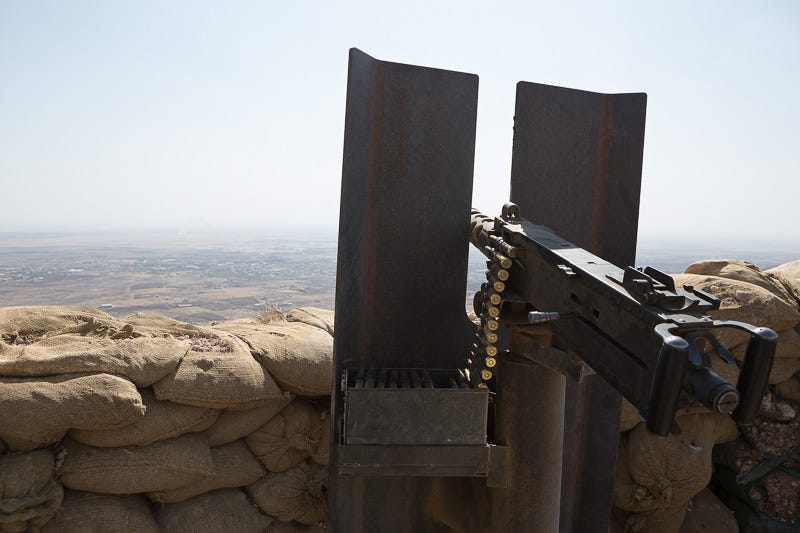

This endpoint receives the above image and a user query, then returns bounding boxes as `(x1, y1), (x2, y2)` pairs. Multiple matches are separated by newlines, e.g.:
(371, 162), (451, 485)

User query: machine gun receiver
(470, 203), (778, 436)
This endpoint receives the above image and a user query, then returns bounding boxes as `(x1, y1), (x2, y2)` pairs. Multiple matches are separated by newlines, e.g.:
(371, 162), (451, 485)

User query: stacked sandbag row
(613, 260), (800, 532)
(0, 306), (334, 532)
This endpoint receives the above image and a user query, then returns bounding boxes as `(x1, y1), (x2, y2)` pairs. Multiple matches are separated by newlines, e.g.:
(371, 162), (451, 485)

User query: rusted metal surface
(330, 48), (479, 533)
(344, 387), (488, 446)
(510, 81), (647, 533)
(337, 445), (492, 476)
(491, 354), (565, 532)
(510, 82), (646, 267)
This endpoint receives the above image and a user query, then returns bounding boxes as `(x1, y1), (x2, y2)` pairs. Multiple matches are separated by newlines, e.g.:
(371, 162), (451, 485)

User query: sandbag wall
(613, 260), (800, 533)
(0, 306), (334, 533)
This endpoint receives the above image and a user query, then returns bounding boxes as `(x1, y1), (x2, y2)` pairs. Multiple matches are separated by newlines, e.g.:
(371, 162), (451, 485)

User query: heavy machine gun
(469, 203), (777, 436)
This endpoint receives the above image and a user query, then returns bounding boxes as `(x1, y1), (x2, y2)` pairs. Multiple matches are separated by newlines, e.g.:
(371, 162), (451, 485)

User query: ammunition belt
(470, 236), (516, 388)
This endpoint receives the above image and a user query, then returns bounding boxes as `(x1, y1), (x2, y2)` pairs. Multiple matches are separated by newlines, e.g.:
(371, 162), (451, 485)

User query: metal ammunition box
(343, 368), (488, 446)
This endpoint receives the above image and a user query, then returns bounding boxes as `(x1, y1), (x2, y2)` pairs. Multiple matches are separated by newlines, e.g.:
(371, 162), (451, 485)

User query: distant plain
(1, 231), (797, 324)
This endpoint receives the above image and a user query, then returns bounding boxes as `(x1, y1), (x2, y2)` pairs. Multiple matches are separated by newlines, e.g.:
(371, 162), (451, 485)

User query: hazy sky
(1, 1), (798, 246)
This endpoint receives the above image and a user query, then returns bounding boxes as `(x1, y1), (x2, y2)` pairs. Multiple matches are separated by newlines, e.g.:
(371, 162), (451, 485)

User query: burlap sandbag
(40, 491), (159, 533)
(311, 403), (330, 466)
(147, 440), (266, 503)
(684, 260), (795, 306)
(768, 357), (800, 384)
(0, 449), (63, 531)
(205, 393), (294, 447)
(0, 373), (144, 451)
(678, 488), (740, 533)
(0, 306), (114, 343)
(214, 318), (332, 396)
(0, 334), (190, 387)
(672, 273), (800, 348)
(765, 260), (800, 305)
(247, 460), (327, 525)
(619, 399), (643, 433)
(59, 434), (213, 494)
(121, 312), (207, 337)
(777, 375), (800, 403)
(616, 504), (688, 533)
(772, 327), (800, 359)
(155, 488), (272, 533)
(0, 450), (55, 514)
(286, 307), (334, 337)
(0, 484), (62, 533)
(246, 400), (323, 472)
(613, 413), (720, 516)
(70, 388), (219, 447)
(153, 331), (283, 409)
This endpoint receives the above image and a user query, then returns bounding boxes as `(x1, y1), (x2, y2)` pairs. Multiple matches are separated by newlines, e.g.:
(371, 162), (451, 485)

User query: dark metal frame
(331, 49), (652, 532)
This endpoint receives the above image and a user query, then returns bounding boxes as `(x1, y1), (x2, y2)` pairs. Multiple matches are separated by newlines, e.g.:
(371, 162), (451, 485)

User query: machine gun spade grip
(733, 327), (778, 425)
(646, 334), (689, 436)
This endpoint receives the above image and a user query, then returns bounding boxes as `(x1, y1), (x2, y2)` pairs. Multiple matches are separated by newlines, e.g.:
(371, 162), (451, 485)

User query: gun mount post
(510, 82), (647, 533)
(331, 49), (481, 533)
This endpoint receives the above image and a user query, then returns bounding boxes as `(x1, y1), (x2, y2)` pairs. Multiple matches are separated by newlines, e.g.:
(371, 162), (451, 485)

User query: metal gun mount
(470, 203), (778, 436)
(329, 48), (778, 533)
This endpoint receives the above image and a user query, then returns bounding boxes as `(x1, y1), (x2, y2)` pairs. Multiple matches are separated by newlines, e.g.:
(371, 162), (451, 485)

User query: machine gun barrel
(470, 204), (777, 435)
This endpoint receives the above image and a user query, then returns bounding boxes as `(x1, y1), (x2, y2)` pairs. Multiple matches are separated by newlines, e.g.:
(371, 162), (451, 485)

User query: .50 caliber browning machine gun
(329, 48), (779, 533)
(469, 202), (777, 437)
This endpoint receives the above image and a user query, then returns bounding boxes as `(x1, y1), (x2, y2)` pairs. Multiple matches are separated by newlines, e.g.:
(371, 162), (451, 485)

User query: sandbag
(773, 327), (800, 359)
(311, 403), (330, 466)
(766, 260), (800, 305)
(205, 393), (294, 447)
(615, 504), (687, 533)
(246, 400), (323, 472)
(0, 450), (55, 514)
(70, 388), (219, 447)
(121, 312), (207, 337)
(0, 484), (62, 533)
(678, 488), (739, 533)
(0, 373), (144, 451)
(59, 434), (213, 494)
(777, 375), (800, 403)
(286, 307), (334, 337)
(684, 260), (794, 306)
(40, 491), (159, 533)
(153, 331), (283, 409)
(613, 413), (719, 514)
(0, 449), (63, 530)
(619, 399), (642, 433)
(155, 489), (272, 533)
(147, 440), (265, 503)
(0, 334), (190, 387)
(0, 306), (114, 343)
(214, 318), (332, 396)
(247, 460), (327, 525)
